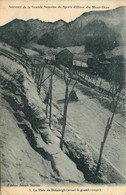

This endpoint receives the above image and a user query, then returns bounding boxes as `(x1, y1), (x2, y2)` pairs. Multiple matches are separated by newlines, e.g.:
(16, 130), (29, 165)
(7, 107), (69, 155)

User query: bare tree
(95, 86), (122, 176)
(43, 65), (56, 127)
(99, 78), (103, 90)
(60, 68), (78, 150)
(94, 75), (98, 87)
(49, 75), (53, 128)
(15, 29), (29, 52)
(48, 66), (56, 128)
(29, 57), (47, 95)
(37, 63), (46, 95)
(43, 81), (50, 117)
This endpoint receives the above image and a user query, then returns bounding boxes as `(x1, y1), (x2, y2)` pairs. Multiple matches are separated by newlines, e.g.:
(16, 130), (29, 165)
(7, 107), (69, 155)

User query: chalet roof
(56, 49), (73, 57)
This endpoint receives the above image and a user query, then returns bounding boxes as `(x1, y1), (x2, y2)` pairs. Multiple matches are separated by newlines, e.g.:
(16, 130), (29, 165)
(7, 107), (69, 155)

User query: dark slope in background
(0, 6), (125, 48)
(0, 19), (66, 48)
(38, 6), (125, 47)
(39, 20), (121, 48)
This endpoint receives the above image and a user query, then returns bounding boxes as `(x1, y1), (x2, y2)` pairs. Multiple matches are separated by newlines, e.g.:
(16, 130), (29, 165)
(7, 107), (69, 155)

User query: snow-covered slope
(0, 55), (84, 186)
(0, 45), (126, 186)
(43, 65), (126, 183)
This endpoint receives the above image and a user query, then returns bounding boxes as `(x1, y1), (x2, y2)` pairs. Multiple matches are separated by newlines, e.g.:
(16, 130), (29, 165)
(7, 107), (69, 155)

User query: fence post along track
(19, 48), (49, 96)
(95, 86), (122, 177)
(20, 50), (57, 129)
(42, 65), (56, 127)
(48, 66), (56, 129)
(60, 67), (79, 151)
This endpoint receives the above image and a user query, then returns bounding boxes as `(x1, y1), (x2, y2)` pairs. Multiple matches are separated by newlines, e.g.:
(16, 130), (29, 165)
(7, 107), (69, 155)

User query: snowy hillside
(0, 47), (84, 185)
(0, 43), (126, 186)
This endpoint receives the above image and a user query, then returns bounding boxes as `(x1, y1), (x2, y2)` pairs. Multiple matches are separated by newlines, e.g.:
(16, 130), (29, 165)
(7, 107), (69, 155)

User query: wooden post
(95, 89), (121, 175)
(99, 78), (102, 90)
(37, 64), (46, 95)
(49, 74), (53, 129)
(60, 80), (69, 150)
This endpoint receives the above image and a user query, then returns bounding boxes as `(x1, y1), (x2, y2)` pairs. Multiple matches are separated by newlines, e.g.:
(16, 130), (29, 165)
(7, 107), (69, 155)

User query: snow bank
(0, 55), (84, 186)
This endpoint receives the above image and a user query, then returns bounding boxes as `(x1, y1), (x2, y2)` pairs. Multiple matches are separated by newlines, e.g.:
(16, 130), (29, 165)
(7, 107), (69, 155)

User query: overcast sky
(0, 1), (125, 26)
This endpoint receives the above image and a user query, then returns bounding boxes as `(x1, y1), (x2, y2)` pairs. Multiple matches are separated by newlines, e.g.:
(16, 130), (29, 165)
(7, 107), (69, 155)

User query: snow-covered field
(1, 43), (126, 185)
(43, 66), (126, 178)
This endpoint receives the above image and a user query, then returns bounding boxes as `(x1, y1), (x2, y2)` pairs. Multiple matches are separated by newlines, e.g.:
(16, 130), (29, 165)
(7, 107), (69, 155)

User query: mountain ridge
(0, 6), (125, 48)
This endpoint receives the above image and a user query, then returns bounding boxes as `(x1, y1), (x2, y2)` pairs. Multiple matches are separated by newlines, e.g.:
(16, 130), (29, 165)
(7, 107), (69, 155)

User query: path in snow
(51, 73), (126, 178)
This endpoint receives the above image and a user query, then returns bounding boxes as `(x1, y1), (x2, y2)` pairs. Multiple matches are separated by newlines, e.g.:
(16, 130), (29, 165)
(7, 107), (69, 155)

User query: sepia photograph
(0, 1), (126, 194)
